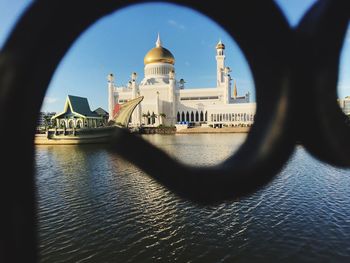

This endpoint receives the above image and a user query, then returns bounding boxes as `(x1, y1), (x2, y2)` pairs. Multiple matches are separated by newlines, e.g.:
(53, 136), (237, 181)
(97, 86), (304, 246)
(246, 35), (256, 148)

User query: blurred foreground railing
(0, 0), (349, 262)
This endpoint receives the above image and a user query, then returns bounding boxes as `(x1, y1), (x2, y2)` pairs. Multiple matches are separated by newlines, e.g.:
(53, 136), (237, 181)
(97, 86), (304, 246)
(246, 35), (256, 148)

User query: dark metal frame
(0, 0), (348, 261)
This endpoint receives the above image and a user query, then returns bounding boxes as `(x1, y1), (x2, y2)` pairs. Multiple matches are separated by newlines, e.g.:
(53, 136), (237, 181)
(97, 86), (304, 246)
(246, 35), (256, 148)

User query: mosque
(108, 34), (256, 128)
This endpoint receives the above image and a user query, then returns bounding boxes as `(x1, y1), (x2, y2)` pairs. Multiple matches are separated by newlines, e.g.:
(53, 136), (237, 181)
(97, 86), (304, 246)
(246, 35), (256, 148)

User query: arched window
(200, 111), (204, 122)
(68, 120), (74, 128)
(186, 112), (189, 122)
(181, 112), (185, 122)
(195, 111), (199, 122)
(191, 112), (194, 122)
(177, 112), (180, 122)
(205, 111), (207, 122)
(60, 120), (65, 128)
(76, 119), (82, 128)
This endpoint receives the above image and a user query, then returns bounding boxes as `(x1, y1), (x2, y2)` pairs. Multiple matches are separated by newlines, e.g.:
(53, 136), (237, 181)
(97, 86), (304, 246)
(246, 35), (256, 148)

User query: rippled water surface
(35, 134), (350, 262)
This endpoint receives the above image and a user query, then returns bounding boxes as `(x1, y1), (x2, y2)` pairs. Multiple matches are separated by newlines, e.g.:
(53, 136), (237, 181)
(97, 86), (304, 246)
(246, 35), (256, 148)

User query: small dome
(216, 40), (225, 49)
(144, 34), (175, 65)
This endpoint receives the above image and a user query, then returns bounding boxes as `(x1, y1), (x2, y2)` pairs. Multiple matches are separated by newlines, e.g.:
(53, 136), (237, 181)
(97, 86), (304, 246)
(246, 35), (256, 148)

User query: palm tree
(150, 112), (157, 125)
(158, 113), (166, 125)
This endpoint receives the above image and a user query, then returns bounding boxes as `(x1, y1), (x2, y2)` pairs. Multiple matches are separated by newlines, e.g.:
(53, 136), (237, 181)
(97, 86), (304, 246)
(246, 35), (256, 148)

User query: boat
(35, 96), (144, 145)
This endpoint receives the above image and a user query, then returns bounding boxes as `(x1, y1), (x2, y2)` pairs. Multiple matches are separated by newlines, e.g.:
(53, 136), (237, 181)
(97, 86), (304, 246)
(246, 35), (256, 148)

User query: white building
(338, 96), (350, 116)
(108, 34), (256, 128)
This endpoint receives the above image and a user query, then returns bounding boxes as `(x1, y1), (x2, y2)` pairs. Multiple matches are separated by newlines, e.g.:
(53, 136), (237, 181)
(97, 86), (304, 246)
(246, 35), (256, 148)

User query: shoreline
(34, 126), (251, 145)
(176, 126), (250, 134)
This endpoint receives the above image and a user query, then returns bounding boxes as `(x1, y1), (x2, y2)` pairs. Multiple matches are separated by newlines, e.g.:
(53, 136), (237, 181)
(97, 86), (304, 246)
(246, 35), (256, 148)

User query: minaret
(233, 79), (237, 99)
(169, 69), (176, 125)
(108, 73), (115, 121)
(216, 40), (225, 86)
(131, 72), (141, 126)
(156, 91), (160, 126)
(223, 66), (231, 104)
(131, 72), (137, 99)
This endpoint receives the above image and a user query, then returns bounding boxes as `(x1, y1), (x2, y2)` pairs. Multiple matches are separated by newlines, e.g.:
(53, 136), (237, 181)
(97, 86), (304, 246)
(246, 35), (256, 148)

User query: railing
(0, 0), (349, 262)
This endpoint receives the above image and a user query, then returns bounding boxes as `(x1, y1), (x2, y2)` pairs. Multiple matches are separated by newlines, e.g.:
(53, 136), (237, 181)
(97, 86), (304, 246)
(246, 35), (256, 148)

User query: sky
(0, 0), (349, 113)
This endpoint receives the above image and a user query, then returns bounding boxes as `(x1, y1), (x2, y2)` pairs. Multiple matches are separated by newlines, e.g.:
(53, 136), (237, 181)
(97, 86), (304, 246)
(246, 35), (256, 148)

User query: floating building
(51, 95), (106, 128)
(108, 34), (256, 128)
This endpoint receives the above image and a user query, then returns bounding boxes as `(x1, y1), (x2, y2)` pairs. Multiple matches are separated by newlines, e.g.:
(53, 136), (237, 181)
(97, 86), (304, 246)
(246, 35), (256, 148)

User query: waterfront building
(108, 34), (256, 128)
(37, 112), (56, 127)
(36, 112), (56, 134)
(338, 96), (350, 116)
(51, 95), (105, 128)
(94, 107), (109, 123)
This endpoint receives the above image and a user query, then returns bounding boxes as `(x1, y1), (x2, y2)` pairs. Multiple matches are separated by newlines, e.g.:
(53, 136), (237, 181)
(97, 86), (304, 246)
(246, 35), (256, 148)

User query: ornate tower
(216, 40), (225, 86)
(107, 73), (115, 121)
(223, 66), (232, 104)
(168, 69), (176, 124)
(130, 72), (141, 126)
(233, 79), (237, 99)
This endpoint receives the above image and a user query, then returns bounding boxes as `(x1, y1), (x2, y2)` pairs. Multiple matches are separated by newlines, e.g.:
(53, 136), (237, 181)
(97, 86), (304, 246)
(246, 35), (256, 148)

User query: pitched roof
(68, 95), (98, 117)
(52, 95), (100, 119)
(93, 107), (109, 116)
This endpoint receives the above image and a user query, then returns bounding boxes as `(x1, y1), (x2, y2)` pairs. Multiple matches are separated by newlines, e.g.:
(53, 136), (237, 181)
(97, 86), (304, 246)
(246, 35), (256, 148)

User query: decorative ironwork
(0, 0), (349, 261)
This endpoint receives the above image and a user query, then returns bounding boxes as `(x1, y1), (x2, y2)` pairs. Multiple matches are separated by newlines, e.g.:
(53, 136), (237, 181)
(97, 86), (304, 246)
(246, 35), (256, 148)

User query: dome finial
(216, 39), (225, 49)
(156, 33), (162, 47)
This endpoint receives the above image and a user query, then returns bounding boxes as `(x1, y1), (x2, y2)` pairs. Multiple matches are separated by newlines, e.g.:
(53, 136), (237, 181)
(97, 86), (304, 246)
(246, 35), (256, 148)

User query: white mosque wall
(144, 62), (174, 79)
(175, 102), (256, 126)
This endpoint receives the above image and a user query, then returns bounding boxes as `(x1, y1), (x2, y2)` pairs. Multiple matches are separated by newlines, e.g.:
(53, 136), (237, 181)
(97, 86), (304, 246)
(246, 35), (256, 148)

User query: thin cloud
(43, 96), (59, 104)
(168, 19), (185, 30)
(337, 81), (350, 98)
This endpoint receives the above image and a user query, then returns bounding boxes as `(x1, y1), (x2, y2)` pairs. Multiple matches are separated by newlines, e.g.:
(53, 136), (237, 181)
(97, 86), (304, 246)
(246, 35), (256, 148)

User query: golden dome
(144, 34), (175, 65)
(144, 47), (175, 65)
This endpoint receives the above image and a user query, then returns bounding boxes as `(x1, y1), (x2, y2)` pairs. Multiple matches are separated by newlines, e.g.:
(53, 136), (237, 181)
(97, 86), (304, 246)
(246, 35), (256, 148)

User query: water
(35, 134), (350, 262)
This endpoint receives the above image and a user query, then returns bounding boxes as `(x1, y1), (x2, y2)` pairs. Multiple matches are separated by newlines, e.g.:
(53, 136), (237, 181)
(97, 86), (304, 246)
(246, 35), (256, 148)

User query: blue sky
(0, 0), (349, 112)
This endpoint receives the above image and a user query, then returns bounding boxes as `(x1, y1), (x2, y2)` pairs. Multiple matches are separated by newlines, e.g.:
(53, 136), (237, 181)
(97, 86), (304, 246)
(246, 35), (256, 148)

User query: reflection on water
(36, 134), (350, 262)
(141, 133), (247, 166)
